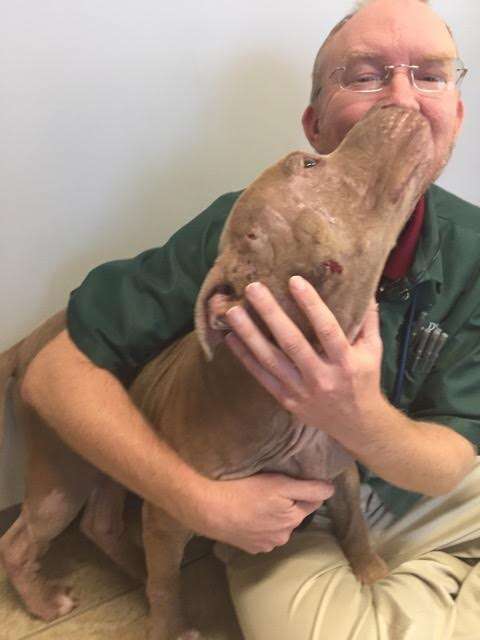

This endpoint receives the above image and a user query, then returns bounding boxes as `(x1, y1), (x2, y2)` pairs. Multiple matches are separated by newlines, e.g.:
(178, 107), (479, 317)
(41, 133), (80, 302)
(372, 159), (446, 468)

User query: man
(21, 0), (480, 637)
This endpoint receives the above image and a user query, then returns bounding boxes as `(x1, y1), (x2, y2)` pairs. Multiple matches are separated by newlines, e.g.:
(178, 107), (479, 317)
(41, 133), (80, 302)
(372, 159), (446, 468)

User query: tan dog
(0, 104), (434, 640)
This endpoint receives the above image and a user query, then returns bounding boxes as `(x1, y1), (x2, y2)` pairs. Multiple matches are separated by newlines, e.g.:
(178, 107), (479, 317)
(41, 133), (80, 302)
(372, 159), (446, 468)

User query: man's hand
(200, 473), (334, 554)
(223, 277), (476, 496)
(224, 275), (384, 442)
(22, 329), (334, 555)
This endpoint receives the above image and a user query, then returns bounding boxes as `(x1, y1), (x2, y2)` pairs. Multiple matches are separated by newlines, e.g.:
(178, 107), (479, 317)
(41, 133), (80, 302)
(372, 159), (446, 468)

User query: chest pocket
(405, 312), (449, 379)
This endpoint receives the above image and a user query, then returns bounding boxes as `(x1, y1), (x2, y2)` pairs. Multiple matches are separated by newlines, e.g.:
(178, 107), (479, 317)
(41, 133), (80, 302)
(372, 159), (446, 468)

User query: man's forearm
(21, 330), (214, 532)
(342, 396), (476, 496)
(20, 330), (336, 554)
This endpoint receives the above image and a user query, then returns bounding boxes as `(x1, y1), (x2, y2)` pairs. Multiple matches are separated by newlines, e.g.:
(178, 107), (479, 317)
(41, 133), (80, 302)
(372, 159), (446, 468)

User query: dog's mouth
(206, 283), (276, 345)
(206, 284), (241, 331)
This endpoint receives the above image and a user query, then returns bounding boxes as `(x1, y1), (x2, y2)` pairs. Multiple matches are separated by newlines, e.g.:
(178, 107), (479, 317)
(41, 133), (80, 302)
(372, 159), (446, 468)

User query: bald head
(310, 0), (457, 103)
(301, 0), (464, 185)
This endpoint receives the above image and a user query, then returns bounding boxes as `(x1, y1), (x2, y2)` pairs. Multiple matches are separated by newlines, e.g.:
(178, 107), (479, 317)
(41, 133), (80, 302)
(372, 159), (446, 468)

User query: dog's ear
(194, 262), (233, 360)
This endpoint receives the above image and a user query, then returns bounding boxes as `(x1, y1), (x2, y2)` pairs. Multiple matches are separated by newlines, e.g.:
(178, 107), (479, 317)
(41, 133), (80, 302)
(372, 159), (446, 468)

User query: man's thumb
(283, 479), (335, 503)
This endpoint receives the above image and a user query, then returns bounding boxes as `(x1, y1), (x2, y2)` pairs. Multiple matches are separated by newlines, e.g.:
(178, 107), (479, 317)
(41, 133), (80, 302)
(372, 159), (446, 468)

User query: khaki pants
(225, 458), (480, 640)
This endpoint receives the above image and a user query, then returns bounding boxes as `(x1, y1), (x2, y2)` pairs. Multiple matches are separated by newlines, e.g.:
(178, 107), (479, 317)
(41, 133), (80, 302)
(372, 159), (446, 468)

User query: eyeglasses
(327, 57), (468, 95)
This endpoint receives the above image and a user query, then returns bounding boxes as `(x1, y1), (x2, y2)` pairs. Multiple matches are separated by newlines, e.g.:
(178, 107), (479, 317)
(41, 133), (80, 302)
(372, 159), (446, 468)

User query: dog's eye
(304, 158), (317, 168)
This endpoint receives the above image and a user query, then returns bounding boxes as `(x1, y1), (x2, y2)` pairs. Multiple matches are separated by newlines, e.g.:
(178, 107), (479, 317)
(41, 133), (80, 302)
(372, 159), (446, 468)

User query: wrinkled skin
(303, 0), (464, 183)
(196, 104), (434, 360)
(0, 104), (434, 640)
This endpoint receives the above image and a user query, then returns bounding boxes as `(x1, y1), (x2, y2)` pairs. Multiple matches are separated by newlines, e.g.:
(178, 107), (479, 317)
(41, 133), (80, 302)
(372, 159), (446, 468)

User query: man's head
(302, 0), (465, 184)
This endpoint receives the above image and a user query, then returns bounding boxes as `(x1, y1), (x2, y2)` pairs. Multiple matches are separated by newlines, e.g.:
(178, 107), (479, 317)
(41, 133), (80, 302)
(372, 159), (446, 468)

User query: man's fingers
(357, 297), (381, 345)
(242, 282), (322, 375)
(288, 276), (350, 363)
(224, 331), (289, 402)
(280, 478), (335, 504)
(294, 499), (327, 515)
(225, 303), (304, 392)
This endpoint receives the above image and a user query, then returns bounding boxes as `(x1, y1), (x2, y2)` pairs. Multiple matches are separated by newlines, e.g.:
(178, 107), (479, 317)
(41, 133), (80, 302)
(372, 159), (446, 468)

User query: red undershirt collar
(382, 195), (426, 281)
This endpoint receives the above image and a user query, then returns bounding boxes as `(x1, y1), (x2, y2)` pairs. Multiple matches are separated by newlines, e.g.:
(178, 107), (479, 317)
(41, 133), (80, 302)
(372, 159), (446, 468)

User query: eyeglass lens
(339, 57), (464, 92)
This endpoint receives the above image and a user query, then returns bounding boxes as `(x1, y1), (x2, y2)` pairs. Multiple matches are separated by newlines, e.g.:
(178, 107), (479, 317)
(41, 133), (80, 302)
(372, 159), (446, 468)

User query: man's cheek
(341, 100), (379, 127)
(424, 101), (457, 134)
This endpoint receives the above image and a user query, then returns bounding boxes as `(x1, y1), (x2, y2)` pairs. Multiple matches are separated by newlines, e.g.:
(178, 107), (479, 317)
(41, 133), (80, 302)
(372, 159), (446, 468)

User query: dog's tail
(0, 341), (23, 449)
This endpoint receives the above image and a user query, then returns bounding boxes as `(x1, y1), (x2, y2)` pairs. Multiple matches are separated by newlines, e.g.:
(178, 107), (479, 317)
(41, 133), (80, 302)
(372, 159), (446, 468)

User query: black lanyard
(391, 286), (420, 407)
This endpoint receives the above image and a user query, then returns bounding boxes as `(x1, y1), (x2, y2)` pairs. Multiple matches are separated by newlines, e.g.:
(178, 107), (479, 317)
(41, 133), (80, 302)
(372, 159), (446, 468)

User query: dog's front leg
(142, 502), (201, 640)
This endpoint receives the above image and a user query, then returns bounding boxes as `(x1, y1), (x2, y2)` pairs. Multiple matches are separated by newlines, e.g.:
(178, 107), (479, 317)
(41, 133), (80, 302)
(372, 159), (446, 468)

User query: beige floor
(0, 517), (244, 640)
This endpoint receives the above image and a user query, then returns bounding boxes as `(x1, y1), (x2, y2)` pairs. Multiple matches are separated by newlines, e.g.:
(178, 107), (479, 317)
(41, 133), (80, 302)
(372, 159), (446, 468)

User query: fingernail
(323, 483), (335, 499)
(226, 306), (242, 321)
(290, 275), (305, 290)
(246, 282), (263, 296)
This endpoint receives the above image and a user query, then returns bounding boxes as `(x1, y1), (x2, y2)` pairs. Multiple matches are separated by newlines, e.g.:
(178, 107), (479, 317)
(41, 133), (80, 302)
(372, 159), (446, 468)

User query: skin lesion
(321, 260), (344, 274)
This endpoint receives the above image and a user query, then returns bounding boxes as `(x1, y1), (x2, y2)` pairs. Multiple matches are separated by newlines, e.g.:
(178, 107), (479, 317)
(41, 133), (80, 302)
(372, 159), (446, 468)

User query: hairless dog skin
(0, 104), (434, 640)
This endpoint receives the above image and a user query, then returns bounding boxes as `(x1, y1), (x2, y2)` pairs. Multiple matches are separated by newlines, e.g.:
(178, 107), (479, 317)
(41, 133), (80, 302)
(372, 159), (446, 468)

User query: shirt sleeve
(366, 302), (480, 519)
(407, 300), (480, 450)
(67, 191), (242, 386)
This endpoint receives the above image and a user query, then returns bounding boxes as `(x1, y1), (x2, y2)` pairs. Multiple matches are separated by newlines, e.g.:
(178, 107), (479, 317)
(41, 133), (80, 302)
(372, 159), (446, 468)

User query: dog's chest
(218, 418), (352, 481)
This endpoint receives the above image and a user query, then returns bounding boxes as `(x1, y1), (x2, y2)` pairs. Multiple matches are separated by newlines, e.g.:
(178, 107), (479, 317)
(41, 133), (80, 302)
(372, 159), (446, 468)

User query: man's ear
(302, 105), (320, 150)
(454, 97), (465, 138)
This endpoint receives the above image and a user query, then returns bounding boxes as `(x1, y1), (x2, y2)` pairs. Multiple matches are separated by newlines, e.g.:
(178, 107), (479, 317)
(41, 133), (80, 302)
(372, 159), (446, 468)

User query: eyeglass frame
(329, 58), (468, 94)
(312, 58), (468, 101)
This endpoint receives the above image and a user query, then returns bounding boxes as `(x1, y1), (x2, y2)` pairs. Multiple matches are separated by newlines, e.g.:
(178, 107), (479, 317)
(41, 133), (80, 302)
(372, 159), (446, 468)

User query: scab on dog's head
(195, 105), (435, 360)
(194, 150), (335, 359)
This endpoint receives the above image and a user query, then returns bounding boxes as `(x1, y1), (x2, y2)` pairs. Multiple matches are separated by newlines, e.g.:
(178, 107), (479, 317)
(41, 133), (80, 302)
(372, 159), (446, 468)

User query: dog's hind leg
(0, 492), (88, 621)
(80, 477), (146, 583)
(0, 390), (98, 621)
(142, 502), (200, 640)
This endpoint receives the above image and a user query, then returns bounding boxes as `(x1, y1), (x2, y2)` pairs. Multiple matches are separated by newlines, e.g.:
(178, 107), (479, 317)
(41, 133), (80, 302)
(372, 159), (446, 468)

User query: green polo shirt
(67, 184), (480, 518)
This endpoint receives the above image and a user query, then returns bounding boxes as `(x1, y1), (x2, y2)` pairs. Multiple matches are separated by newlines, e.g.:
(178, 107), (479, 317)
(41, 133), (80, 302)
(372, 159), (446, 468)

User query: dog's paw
(30, 584), (76, 622)
(176, 629), (203, 640)
(354, 554), (389, 585)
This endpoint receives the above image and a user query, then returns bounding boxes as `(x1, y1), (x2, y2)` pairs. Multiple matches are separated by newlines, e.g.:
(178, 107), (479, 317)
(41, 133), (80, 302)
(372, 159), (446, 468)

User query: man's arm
(334, 396), (476, 496)
(21, 328), (334, 553)
(223, 277), (476, 496)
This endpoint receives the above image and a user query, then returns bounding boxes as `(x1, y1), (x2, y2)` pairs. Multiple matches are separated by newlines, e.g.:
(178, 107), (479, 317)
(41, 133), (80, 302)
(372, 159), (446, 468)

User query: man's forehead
(342, 49), (457, 64)
(324, 2), (456, 70)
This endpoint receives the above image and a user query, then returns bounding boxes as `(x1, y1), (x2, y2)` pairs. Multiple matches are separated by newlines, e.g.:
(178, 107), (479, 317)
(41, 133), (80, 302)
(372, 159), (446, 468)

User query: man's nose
(380, 69), (421, 112)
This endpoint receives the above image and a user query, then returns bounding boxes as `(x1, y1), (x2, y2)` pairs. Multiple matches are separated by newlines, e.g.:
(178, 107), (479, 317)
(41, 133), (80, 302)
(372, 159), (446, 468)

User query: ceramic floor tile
(1, 520), (242, 640)
(21, 588), (149, 640)
(18, 554), (243, 640)
(0, 524), (139, 640)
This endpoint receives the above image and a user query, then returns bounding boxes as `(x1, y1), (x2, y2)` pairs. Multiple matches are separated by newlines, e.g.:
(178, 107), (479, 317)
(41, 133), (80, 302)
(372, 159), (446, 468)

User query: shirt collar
(377, 186), (444, 303)
(408, 185), (444, 290)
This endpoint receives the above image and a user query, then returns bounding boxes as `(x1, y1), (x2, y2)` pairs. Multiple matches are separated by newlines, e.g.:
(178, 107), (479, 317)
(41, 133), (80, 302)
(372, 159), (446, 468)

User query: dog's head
(195, 105), (435, 359)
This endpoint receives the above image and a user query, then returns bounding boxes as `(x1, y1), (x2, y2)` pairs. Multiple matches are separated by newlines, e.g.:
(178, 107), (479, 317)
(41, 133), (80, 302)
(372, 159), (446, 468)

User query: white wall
(1, 1), (479, 509)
